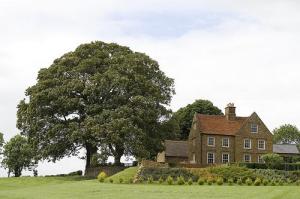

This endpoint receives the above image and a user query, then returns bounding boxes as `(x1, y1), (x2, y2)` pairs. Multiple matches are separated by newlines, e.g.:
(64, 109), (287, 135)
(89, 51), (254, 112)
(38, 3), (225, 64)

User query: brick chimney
(225, 103), (236, 120)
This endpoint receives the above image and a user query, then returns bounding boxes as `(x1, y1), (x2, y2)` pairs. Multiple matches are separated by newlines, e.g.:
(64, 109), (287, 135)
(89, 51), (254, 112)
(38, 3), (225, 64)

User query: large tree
(1, 135), (34, 177)
(173, 99), (223, 140)
(273, 124), (300, 145)
(17, 41), (175, 168)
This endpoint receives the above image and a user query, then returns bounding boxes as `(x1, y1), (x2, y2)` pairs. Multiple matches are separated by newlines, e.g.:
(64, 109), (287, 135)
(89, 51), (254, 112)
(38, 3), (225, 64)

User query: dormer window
(250, 124), (258, 133)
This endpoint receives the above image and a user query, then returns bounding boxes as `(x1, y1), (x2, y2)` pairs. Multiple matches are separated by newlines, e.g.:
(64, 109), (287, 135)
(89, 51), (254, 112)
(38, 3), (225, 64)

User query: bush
(207, 178), (213, 185)
(262, 179), (268, 186)
(158, 177), (164, 184)
(262, 154), (283, 169)
(188, 178), (193, 185)
(147, 176), (153, 184)
(271, 180), (276, 186)
(109, 178), (114, 183)
(216, 177), (224, 185)
(97, 172), (107, 183)
(198, 178), (205, 185)
(237, 178), (243, 185)
(228, 178), (234, 185)
(254, 178), (261, 186)
(177, 176), (185, 185)
(119, 177), (124, 183)
(245, 178), (252, 186)
(278, 180), (284, 186)
(166, 176), (173, 185)
(129, 178), (134, 184)
(296, 180), (300, 186)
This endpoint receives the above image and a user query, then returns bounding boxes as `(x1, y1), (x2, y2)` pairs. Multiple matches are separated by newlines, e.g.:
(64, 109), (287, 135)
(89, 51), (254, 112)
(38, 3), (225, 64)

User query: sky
(1, 0), (300, 176)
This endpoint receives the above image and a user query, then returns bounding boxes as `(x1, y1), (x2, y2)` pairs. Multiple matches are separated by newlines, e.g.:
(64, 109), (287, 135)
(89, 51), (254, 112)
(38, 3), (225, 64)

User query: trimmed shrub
(271, 180), (276, 186)
(254, 178), (261, 186)
(119, 177), (124, 184)
(188, 178), (193, 185)
(207, 178), (213, 185)
(237, 178), (243, 185)
(97, 172), (107, 183)
(216, 177), (224, 185)
(177, 176), (185, 185)
(278, 180), (284, 186)
(109, 178), (114, 183)
(197, 178), (205, 185)
(296, 180), (300, 186)
(228, 178), (234, 185)
(166, 176), (173, 185)
(147, 176), (153, 184)
(129, 178), (134, 184)
(245, 178), (252, 186)
(262, 179), (268, 186)
(158, 177), (164, 184)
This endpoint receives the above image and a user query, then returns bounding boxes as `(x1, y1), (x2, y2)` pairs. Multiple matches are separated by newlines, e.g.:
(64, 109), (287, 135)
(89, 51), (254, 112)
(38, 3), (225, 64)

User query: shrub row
(238, 162), (300, 171)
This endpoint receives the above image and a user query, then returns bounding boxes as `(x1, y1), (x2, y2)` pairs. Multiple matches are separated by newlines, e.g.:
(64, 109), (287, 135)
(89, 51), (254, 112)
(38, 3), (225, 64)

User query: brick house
(188, 103), (273, 166)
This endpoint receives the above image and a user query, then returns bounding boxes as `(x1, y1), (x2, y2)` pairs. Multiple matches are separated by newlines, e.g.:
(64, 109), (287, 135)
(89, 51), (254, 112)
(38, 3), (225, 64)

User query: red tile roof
(197, 114), (248, 136)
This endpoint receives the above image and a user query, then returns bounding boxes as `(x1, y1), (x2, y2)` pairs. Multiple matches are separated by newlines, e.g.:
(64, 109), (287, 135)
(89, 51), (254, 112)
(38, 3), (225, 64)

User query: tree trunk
(14, 167), (21, 177)
(114, 145), (124, 166)
(85, 143), (97, 170)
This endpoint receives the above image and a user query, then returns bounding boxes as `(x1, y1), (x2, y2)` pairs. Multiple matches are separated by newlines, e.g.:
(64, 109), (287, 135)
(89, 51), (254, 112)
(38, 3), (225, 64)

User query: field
(0, 176), (300, 199)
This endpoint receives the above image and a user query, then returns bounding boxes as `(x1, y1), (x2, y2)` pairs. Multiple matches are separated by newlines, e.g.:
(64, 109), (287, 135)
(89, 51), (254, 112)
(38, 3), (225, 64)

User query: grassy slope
(105, 167), (138, 183)
(0, 179), (300, 199)
(1, 167), (299, 198)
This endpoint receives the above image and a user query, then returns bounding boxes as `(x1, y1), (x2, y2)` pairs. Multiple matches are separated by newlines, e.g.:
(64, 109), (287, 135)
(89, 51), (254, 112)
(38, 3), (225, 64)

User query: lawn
(0, 177), (299, 199)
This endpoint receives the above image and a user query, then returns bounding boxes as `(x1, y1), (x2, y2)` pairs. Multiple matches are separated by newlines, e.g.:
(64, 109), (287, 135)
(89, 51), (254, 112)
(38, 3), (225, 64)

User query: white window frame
(192, 153), (196, 163)
(207, 152), (215, 164)
(244, 154), (251, 163)
(222, 137), (230, 148)
(250, 124), (258, 133)
(207, 137), (215, 147)
(244, 139), (252, 149)
(222, 153), (230, 164)
(258, 155), (264, 163)
(258, 140), (266, 150)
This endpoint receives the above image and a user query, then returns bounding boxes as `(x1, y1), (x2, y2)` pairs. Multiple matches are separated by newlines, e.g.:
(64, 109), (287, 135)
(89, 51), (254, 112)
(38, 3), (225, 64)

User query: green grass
(0, 177), (300, 199)
(105, 166), (138, 183)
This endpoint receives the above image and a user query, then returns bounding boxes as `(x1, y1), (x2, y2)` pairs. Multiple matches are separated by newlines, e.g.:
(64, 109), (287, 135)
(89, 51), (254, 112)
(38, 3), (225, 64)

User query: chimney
(225, 103), (236, 120)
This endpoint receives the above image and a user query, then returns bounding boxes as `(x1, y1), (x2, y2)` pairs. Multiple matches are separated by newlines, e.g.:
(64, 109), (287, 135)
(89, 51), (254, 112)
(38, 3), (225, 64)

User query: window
(251, 124), (258, 133)
(222, 137), (229, 147)
(222, 153), (230, 163)
(207, 152), (215, 164)
(207, 137), (215, 146)
(244, 139), (251, 149)
(258, 140), (266, 150)
(244, 154), (251, 163)
(258, 155), (264, 163)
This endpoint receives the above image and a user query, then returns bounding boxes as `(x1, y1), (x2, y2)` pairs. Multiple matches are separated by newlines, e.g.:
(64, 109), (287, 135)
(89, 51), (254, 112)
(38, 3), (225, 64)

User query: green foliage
(106, 167), (138, 184)
(296, 180), (300, 186)
(17, 41), (175, 167)
(147, 176), (153, 184)
(273, 124), (300, 145)
(278, 180), (284, 186)
(262, 179), (269, 186)
(1, 135), (35, 177)
(177, 176), (185, 185)
(91, 153), (109, 167)
(271, 180), (276, 186)
(172, 99), (222, 139)
(245, 178), (252, 186)
(129, 178), (134, 184)
(119, 178), (124, 184)
(109, 178), (114, 183)
(0, 132), (4, 154)
(187, 178), (193, 185)
(207, 165), (256, 181)
(228, 178), (234, 185)
(197, 178), (205, 185)
(254, 178), (261, 186)
(166, 176), (173, 185)
(158, 177), (164, 184)
(207, 178), (213, 185)
(262, 154), (284, 169)
(97, 172), (107, 183)
(237, 178), (243, 185)
(216, 177), (224, 185)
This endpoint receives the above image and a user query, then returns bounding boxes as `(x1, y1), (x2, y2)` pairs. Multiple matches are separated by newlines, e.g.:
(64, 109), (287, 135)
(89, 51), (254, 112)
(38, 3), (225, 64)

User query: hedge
(238, 163), (300, 171)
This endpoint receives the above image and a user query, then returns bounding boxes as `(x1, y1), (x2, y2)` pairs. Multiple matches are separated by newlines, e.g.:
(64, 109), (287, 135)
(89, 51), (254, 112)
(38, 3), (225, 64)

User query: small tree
(1, 135), (35, 177)
(262, 153), (283, 169)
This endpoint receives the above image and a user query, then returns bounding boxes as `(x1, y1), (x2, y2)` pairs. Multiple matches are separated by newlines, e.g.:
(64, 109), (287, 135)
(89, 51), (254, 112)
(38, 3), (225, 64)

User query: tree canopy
(1, 135), (34, 177)
(172, 99), (223, 140)
(17, 41), (175, 168)
(273, 124), (300, 145)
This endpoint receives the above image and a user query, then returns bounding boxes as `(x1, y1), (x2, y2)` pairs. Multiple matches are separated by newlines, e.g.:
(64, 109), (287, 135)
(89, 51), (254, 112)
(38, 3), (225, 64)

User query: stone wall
(85, 166), (126, 178)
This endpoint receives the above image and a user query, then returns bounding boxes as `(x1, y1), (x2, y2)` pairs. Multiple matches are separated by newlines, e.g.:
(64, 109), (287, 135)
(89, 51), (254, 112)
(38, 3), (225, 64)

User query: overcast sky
(1, 0), (300, 176)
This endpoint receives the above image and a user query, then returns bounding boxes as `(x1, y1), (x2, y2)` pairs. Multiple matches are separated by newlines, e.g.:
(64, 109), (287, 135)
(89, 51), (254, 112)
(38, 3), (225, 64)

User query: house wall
(235, 113), (273, 163)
